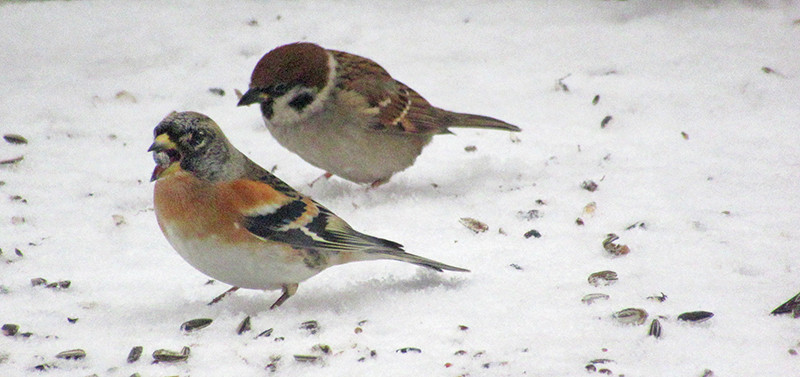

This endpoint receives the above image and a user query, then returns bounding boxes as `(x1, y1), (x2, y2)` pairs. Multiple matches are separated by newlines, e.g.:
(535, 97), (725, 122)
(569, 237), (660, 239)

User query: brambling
(149, 111), (468, 309)
(237, 42), (521, 187)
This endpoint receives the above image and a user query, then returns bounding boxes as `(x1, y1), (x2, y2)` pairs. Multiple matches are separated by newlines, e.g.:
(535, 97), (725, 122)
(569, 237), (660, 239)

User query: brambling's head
(149, 111), (235, 182)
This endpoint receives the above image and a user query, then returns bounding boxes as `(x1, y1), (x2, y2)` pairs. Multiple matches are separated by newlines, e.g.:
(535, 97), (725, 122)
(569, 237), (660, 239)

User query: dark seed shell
(237, 316), (251, 335)
(648, 319), (662, 338)
(255, 328), (273, 339)
(3, 134), (28, 145)
(299, 320), (319, 334)
(293, 355), (319, 363)
(588, 270), (618, 287)
(181, 318), (213, 332)
(152, 347), (190, 362)
(677, 311), (714, 323)
(55, 349), (86, 360)
(396, 347), (422, 354)
(612, 308), (648, 325)
(127, 346), (143, 363)
(2, 324), (19, 336)
(771, 292), (800, 315)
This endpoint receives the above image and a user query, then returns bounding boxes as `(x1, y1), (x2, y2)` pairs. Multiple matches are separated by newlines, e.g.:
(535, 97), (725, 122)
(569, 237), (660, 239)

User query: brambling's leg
(269, 283), (298, 310)
(208, 286), (240, 305)
(308, 172), (333, 187)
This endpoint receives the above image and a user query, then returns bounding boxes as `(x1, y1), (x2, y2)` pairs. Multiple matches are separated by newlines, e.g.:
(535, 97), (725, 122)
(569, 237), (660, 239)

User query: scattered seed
(3, 134), (28, 145)
(2, 324), (19, 336)
(67, 317), (78, 324)
(180, 318), (213, 332)
(31, 277), (47, 286)
(509, 263), (523, 271)
(313, 344), (331, 354)
(586, 364), (597, 372)
(293, 355), (319, 363)
(274, 336), (285, 342)
(583, 201), (597, 215)
(237, 316), (252, 335)
(625, 221), (647, 230)
(464, 145), (477, 152)
(603, 233), (630, 256)
(458, 325), (469, 331)
(114, 90), (137, 103)
(600, 115), (613, 128)
(354, 327), (363, 334)
(677, 311), (714, 323)
(10, 195), (27, 203)
(459, 217), (488, 233)
(1, 156), (24, 165)
(789, 349), (797, 356)
(581, 180), (598, 192)
(127, 346), (143, 363)
(454, 350), (468, 356)
(588, 271), (618, 287)
(517, 209), (541, 221)
(771, 291), (800, 315)
(681, 131), (689, 140)
(208, 87), (226, 96)
(581, 293), (610, 305)
(255, 328), (274, 339)
(592, 95), (600, 105)
(647, 292), (668, 302)
(648, 319), (662, 338)
(523, 229), (541, 239)
(396, 347), (422, 354)
(613, 308), (648, 325)
(152, 347), (190, 362)
(598, 368), (613, 374)
(55, 349), (86, 360)
(555, 73), (571, 92)
(299, 320), (319, 334)
(14, 248), (23, 257)
(112, 214), (126, 226)
(34, 364), (55, 371)
(701, 369), (715, 377)
(575, 217), (585, 226)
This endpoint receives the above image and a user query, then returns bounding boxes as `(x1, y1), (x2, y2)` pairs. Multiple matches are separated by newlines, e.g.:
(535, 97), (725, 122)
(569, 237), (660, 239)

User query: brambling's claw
(208, 286), (240, 306)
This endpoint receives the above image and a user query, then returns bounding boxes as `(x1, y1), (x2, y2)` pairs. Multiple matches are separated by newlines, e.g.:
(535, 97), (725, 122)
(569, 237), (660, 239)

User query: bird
(149, 111), (468, 309)
(237, 42), (521, 187)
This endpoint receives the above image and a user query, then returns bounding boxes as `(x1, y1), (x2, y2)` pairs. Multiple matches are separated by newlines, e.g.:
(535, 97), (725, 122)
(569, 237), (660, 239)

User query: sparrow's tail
(441, 110), (521, 132)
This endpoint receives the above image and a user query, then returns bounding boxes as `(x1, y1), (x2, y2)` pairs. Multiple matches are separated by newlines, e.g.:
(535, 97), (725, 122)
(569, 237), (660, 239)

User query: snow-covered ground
(2, 1), (799, 376)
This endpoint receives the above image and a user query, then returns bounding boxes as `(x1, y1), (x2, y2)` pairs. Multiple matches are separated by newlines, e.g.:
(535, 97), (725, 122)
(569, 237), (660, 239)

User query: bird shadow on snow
(219, 269), (468, 314)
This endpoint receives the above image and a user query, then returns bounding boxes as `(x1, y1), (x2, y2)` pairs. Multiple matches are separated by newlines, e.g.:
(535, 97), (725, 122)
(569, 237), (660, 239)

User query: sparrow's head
(237, 42), (333, 122)
(148, 111), (236, 182)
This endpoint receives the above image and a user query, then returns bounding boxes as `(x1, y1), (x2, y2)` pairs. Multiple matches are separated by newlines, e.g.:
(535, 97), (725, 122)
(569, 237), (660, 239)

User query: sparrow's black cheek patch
(288, 93), (314, 112)
(260, 100), (275, 119)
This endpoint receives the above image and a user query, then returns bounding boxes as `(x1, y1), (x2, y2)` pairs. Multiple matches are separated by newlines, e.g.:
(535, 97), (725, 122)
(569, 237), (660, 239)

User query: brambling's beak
(237, 88), (268, 107)
(149, 134), (178, 182)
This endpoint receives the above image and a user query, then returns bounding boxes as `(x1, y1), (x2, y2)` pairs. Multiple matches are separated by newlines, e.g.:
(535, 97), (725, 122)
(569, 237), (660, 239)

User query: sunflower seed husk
(612, 308), (648, 325)
(152, 347), (190, 362)
(588, 271), (618, 287)
(396, 347), (422, 354)
(255, 328), (273, 339)
(600, 115), (613, 128)
(771, 292), (800, 315)
(180, 318), (213, 333)
(55, 349), (86, 360)
(127, 346), (143, 363)
(603, 233), (630, 256)
(459, 217), (488, 233)
(237, 316), (251, 335)
(677, 311), (714, 323)
(581, 180), (598, 192)
(0, 156), (24, 165)
(299, 320), (319, 334)
(3, 134), (28, 145)
(293, 355), (319, 363)
(648, 319), (662, 338)
(2, 324), (19, 336)
(581, 293), (610, 305)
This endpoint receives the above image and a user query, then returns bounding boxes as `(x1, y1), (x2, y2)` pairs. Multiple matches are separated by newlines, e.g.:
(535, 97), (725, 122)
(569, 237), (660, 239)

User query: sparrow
(237, 42), (521, 187)
(149, 111), (468, 309)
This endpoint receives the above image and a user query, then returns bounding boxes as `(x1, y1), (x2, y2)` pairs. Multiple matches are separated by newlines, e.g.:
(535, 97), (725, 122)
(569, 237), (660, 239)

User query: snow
(1, 0), (799, 376)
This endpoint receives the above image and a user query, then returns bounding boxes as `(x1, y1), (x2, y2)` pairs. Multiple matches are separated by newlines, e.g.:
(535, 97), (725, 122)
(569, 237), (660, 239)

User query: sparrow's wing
(331, 50), (449, 135)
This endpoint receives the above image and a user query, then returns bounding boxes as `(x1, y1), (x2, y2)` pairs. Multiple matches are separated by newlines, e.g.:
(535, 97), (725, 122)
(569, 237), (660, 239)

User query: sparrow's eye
(270, 83), (291, 96)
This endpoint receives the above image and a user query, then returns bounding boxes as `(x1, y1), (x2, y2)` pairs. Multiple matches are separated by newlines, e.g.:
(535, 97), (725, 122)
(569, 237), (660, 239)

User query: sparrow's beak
(237, 88), (268, 107)
(149, 133), (178, 182)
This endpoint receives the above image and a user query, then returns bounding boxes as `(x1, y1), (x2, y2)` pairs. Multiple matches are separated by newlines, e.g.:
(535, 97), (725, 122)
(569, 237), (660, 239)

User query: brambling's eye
(180, 130), (207, 148)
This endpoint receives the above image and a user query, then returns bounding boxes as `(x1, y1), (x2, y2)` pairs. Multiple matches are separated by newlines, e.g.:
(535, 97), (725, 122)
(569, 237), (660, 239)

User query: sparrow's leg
(308, 172), (333, 187)
(208, 286), (240, 305)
